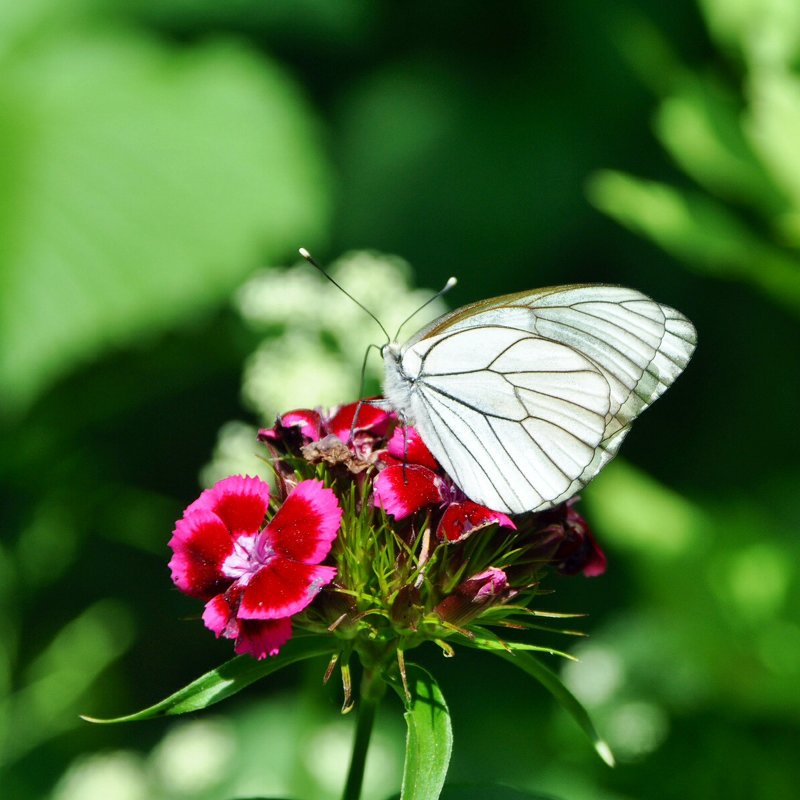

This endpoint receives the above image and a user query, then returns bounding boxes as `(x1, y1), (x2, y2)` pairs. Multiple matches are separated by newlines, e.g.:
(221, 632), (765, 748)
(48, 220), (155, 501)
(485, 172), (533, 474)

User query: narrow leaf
(83, 635), (331, 723)
(389, 664), (453, 800)
(464, 626), (576, 661)
(492, 650), (615, 767)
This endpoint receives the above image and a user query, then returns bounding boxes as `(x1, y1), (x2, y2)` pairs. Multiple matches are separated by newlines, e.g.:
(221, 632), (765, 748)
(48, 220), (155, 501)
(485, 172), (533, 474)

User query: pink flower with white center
(168, 475), (342, 659)
(373, 426), (516, 542)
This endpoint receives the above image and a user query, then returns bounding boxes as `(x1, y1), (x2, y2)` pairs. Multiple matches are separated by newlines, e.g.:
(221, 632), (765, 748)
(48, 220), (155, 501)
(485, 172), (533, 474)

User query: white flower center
(221, 532), (275, 584)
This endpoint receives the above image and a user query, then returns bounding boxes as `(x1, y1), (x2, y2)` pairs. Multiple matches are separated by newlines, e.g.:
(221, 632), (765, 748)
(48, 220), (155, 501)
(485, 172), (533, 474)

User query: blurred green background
(2, 1), (799, 798)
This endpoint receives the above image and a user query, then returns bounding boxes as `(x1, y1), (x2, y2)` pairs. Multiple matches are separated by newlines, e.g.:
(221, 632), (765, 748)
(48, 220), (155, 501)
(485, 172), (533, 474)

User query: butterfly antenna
(299, 248), (391, 343)
(393, 276), (457, 342)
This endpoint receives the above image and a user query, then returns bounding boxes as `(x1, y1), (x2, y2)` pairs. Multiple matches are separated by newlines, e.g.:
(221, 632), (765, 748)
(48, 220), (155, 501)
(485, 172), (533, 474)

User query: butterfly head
(382, 340), (416, 415)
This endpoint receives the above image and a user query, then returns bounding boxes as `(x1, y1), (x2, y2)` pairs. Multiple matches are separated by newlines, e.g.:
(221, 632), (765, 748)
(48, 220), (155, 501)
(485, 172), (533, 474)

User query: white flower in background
(200, 421), (264, 488)
(236, 250), (447, 417)
(150, 718), (235, 794)
(53, 751), (149, 800)
(204, 251), (446, 485)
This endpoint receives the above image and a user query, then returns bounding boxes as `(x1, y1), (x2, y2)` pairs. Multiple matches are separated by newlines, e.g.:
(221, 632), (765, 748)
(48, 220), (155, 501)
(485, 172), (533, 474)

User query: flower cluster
(169, 400), (605, 662)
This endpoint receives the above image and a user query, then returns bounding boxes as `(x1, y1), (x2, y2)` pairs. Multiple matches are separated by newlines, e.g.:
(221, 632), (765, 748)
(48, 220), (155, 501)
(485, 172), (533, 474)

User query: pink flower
(259, 402), (392, 451)
(168, 476), (342, 659)
(258, 409), (323, 446)
(373, 426), (516, 542)
(259, 402), (394, 474)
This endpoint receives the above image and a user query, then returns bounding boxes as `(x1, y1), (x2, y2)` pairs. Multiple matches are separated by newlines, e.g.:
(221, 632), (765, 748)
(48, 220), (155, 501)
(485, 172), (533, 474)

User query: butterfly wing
(386, 285), (696, 514)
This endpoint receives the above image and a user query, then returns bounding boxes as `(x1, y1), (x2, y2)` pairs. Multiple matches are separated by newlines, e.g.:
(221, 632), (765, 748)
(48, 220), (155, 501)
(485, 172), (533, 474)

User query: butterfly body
(382, 284), (696, 515)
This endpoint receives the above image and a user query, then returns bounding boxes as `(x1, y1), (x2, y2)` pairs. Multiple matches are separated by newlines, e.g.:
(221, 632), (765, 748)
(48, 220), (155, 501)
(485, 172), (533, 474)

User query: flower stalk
(341, 667), (386, 800)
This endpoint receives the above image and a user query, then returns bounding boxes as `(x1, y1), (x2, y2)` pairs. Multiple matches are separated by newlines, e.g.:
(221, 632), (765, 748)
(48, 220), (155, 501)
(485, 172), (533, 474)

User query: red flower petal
(437, 500), (516, 543)
(568, 506), (607, 577)
(262, 479), (342, 563)
(387, 426), (439, 471)
(235, 618), (293, 659)
(184, 475), (270, 537)
(168, 511), (234, 599)
(582, 545), (607, 577)
(239, 560), (337, 619)
(552, 503), (607, 577)
(373, 464), (445, 520)
(327, 401), (391, 444)
(377, 450), (403, 467)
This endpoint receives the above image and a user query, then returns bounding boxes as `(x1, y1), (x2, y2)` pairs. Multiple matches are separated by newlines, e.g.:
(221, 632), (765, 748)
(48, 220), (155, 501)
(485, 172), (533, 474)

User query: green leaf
(587, 170), (800, 316)
(1, 599), (134, 767)
(583, 459), (708, 559)
(655, 76), (786, 215)
(389, 664), (453, 800)
(699, 0), (800, 67)
(83, 635), (332, 723)
(462, 625), (576, 661)
(746, 69), (800, 215)
(0, 27), (330, 414)
(491, 649), (615, 767)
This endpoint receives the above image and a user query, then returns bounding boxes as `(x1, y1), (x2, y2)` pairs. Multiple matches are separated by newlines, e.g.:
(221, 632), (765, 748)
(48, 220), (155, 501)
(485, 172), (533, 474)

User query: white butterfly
(381, 284), (697, 515)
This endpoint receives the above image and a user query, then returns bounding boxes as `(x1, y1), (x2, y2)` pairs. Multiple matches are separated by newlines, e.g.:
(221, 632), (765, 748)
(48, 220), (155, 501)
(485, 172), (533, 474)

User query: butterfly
(381, 284), (697, 515)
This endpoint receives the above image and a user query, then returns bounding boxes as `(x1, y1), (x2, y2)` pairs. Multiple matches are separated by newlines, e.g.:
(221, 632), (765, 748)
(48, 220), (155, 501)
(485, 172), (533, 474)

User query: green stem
(341, 668), (386, 800)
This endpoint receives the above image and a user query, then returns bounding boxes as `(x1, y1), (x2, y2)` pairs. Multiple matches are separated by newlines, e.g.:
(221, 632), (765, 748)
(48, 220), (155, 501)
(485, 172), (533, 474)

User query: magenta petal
(184, 475), (270, 537)
(387, 426), (439, 471)
(373, 464), (445, 520)
(235, 618), (293, 659)
(239, 560), (336, 619)
(168, 511), (234, 599)
(582, 546), (607, 577)
(328, 401), (391, 444)
(437, 500), (517, 543)
(203, 594), (239, 638)
(263, 480), (342, 563)
(280, 409), (323, 439)
(460, 567), (510, 600)
(259, 409), (323, 444)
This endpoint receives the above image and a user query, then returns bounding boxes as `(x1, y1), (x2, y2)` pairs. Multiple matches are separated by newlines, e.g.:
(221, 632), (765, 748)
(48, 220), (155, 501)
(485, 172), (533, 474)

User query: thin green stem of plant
(341, 668), (386, 800)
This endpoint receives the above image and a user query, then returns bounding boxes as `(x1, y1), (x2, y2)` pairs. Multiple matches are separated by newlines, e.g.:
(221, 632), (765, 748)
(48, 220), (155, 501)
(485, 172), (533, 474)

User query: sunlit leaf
(0, 600), (133, 766)
(746, 69), (800, 215)
(83, 635), (332, 723)
(656, 76), (786, 215)
(699, 0), (800, 67)
(388, 664), (452, 800)
(491, 649), (615, 767)
(587, 170), (800, 315)
(0, 28), (329, 414)
(584, 459), (707, 558)
(462, 626), (576, 661)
